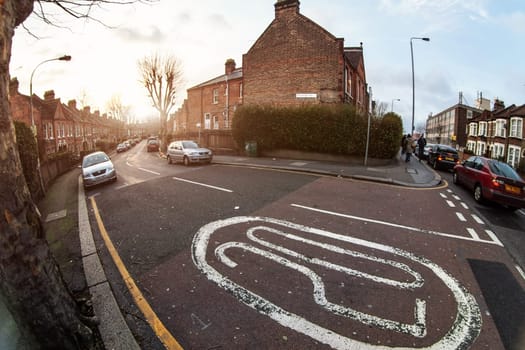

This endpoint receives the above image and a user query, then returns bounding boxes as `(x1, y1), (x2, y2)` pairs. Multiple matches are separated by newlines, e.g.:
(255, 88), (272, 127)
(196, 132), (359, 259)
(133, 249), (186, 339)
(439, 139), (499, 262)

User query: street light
(30, 55), (72, 134)
(391, 98), (400, 113)
(29, 55), (71, 195)
(410, 37), (429, 134)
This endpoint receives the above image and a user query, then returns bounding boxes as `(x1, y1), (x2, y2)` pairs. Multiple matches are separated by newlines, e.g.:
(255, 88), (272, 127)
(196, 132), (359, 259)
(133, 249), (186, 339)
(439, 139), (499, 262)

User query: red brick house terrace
(9, 77), (123, 162)
(172, 0), (369, 152)
(466, 99), (525, 169)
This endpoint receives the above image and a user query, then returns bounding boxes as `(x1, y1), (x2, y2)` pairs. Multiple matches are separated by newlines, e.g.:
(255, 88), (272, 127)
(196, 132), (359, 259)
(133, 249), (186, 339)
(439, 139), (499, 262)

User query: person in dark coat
(417, 133), (427, 162)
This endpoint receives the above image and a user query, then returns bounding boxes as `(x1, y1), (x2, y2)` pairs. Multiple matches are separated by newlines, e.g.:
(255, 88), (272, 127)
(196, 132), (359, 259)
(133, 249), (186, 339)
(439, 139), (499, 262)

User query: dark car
(427, 144), (459, 170)
(453, 156), (525, 211)
(146, 139), (159, 152)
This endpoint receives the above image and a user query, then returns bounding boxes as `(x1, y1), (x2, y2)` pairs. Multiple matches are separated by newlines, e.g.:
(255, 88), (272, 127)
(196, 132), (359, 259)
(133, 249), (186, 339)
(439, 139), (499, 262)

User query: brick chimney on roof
(225, 58), (236, 75)
(83, 106), (90, 114)
(275, 0), (300, 19)
(493, 98), (505, 111)
(44, 90), (55, 100)
(9, 78), (19, 94)
(68, 99), (77, 109)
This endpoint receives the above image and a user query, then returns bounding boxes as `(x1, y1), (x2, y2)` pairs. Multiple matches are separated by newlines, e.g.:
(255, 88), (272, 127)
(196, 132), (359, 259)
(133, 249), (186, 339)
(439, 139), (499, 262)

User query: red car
(453, 156), (525, 211)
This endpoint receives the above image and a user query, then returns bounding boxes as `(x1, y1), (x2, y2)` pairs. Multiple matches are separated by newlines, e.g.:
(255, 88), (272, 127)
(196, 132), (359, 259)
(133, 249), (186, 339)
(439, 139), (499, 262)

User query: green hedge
(232, 105), (402, 159)
(14, 121), (41, 198)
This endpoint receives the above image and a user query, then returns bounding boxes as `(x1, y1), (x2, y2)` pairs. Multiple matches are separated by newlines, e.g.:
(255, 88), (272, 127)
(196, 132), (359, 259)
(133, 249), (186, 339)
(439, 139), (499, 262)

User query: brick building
(172, 0), (369, 151)
(243, 0), (368, 112)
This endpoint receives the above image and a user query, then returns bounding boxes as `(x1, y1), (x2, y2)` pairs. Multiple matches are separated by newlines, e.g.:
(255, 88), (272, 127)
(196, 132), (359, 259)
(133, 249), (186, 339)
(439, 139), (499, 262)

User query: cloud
(115, 25), (166, 43)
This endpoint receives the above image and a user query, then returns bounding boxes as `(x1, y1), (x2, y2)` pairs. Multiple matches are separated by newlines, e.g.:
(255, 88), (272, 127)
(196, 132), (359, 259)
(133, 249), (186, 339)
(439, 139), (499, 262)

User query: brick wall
(243, 1), (344, 106)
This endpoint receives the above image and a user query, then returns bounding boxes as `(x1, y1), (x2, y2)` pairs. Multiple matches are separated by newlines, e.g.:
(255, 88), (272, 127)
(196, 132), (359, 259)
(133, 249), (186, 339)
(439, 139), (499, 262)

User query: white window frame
(204, 113), (211, 130)
(507, 145), (521, 168)
(478, 122), (487, 136)
(213, 115), (219, 130)
(509, 117), (523, 138)
(468, 123), (478, 136)
(493, 143), (505, 159)
(495, 119), (506, 137)
(212, 88), (219, 104)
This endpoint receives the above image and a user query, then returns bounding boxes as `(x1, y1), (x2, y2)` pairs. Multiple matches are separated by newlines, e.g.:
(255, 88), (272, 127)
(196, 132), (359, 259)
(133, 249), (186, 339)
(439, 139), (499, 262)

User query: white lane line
(485, 230), (504, 246)
(138, 167), (161, 175)
(471, 214), (484, 225)
(456, 212), (467, 222)
(172, 177), (233, 193)
(518, 209), (525, 217)
(440, 193), (447, 199)
(446, 200), (456, 208)
(290, 204), (503, 246)
(466, 228), (480, 240)
(452, 195), (461, 201)
(516, 265), (525, 282)
(446, 189), (453, 193)
(460, 202), (469, 210)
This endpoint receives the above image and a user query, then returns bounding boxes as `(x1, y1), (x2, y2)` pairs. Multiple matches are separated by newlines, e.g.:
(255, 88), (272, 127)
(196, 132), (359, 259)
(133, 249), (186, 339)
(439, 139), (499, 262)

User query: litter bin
(245, 141), (258, 157)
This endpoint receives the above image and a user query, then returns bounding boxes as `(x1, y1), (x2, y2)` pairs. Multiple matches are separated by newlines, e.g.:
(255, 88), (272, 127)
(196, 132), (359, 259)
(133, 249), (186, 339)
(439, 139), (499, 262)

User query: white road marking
(440, 193), (447, 198)
(192, 216), (482, 350)
(460, 202), (469, 210)
(291, 204), (503, 246)
(446, 200), (455, 208)
(485, 230), (504, 246)
(466, 228), (480, 240)
(452, 195), (461, 201)
(446, 189), (453, 193)
(172, 177), (233, 193)
(456, 212), (467, 222)
(516, 265), (525, 282)
(138, 167), (161, 175)
(471, 214), (484, 225)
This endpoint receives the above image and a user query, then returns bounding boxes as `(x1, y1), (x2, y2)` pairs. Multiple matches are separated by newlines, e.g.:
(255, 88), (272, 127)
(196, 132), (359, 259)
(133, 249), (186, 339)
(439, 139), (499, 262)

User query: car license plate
(505, 184), (521, 194)
(445, 157), (454, 161)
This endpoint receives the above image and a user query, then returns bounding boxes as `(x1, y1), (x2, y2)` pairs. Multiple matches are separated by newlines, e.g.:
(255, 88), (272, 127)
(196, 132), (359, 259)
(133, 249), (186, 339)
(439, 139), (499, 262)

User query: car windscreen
(83, 154), (109, 168)
(488, 161), (522, 180)
(438, 146), (457, 154)
(182, 141), (199, 149)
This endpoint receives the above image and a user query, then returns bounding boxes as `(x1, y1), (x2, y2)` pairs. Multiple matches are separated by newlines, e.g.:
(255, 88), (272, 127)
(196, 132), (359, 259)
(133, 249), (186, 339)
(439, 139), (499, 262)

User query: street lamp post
(29, 55), (71, 195)
(391, 98), (400, 113)
(410, 37), (429, 135)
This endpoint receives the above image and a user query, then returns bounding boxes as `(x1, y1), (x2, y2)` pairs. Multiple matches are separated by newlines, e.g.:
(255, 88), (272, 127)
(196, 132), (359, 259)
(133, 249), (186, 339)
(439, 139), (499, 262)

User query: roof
(188, 67), (243, 90)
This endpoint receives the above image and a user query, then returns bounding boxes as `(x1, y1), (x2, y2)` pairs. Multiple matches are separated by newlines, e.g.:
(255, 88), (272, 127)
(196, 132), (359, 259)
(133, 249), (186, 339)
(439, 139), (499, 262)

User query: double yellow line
(90, 196), (183, 350)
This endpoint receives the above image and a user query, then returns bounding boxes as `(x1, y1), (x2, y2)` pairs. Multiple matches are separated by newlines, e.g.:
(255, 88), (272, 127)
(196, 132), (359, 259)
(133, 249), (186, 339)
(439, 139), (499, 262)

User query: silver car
(166, 140), (213, 166)
(81, 151), (117, 189)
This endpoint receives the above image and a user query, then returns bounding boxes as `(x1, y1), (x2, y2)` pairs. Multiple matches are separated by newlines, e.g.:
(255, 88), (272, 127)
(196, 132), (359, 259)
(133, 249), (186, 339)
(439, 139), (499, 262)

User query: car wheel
(474, 184), (484, 203)
(183, 156), (190, 166)
(452, 171), (460, 184)
(167, 156), (172, 164)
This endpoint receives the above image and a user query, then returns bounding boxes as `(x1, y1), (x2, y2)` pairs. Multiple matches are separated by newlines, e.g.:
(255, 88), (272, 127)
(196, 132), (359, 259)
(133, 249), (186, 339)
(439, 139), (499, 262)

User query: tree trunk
(0, 1), (93, 348)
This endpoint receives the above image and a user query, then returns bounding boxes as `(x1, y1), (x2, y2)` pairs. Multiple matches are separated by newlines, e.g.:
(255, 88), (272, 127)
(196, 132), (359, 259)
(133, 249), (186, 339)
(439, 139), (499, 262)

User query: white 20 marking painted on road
(191, 216), (482, 350)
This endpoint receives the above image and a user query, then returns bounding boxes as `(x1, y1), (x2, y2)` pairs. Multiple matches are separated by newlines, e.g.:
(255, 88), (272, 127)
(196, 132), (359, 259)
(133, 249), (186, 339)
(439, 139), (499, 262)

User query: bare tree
(1, 1), (154, 348)
(106, 94), (130, 123)
(138, 53), (183, 151)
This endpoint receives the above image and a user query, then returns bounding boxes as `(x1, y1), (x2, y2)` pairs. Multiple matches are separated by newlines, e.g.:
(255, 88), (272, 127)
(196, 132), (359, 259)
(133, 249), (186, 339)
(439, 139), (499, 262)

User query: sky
(9, 0), (525, 132)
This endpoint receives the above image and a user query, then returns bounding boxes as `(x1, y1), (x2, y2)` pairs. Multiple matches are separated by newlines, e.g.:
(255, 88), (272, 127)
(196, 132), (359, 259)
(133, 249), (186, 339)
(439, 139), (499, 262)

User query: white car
(166, 140), (213, 166)
(81, 151), (117, 189)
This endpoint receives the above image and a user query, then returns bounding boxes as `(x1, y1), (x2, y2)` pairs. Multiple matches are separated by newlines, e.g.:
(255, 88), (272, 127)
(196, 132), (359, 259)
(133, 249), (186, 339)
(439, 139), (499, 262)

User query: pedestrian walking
(405, 134), (414, 162)
(417, 133), (427, 162)
(401, 134), (408, 154)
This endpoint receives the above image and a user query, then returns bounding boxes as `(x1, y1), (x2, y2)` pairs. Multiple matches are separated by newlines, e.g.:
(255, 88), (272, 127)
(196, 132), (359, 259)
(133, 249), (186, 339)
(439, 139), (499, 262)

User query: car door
(460, 156), (477, 189)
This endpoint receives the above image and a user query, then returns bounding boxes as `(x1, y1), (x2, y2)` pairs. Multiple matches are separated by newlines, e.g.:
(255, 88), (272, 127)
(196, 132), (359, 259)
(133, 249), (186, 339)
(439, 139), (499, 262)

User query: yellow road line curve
(90, 196), (183, 350)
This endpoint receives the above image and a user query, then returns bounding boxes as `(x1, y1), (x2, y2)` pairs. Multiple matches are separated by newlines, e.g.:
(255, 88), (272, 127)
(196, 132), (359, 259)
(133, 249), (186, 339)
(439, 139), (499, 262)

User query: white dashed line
(452, 195), (461, 201)
(446, 200), (456, 208)
(456, 212), (467, 222)
(516, 265), (525, 282)
(471, 214), (484, 225)
(485, 230), (504, 246)
(460, 202), (469, 210)
(172, 177), (233, 193)
(440, 193), (447, 199)
(138, 167), (161, 175)
(466, 228), (480, 240)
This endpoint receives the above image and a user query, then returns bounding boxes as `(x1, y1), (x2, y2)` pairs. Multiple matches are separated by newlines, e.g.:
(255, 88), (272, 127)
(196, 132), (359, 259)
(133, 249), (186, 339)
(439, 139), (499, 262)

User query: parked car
(166, 140), (213, 166)
(453, 156), (525, 211)
(147, 139), (159, 152)
(116, 143), (127, 153)
(81, 151), (117, 189)
(415, 142), (435, 160)
(427, 144), (459, 170)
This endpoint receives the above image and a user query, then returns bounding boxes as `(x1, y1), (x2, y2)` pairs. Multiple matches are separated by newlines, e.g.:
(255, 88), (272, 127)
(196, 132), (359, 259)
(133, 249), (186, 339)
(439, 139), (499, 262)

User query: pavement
(0, 151), (440, 349)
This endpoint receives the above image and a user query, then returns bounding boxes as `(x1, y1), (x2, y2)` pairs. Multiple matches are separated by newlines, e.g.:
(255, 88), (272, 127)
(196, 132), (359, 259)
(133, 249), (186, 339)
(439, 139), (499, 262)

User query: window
(204, 113), (211, 129)
(507, 146), (521, 168)
(494, 119), (506, 137)
(478, 122), (487, 136)
(466, 110), (473, 119)
(468, 123), (478, 136)
(467, 141), (476, 152)
(492, 143), (504, 159)
(213, 115), (219, 130)
(212, 88), (219, 104)
(239, 83), (243, 98)
(509, 117), (523, 138)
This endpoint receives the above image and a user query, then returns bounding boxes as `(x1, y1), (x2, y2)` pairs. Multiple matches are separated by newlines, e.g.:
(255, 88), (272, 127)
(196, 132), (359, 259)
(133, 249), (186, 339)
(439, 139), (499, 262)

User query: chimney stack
(275, 0), (300, 19)
(225, 58), (236, 75)
(68, 99), (77, 109)
(44, 90), (55, 100)
(9, 78), (19, 95)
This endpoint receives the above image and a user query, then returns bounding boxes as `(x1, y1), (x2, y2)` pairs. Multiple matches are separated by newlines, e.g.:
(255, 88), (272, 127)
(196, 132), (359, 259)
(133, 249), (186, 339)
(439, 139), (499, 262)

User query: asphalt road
(85, 144), (525, 350)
